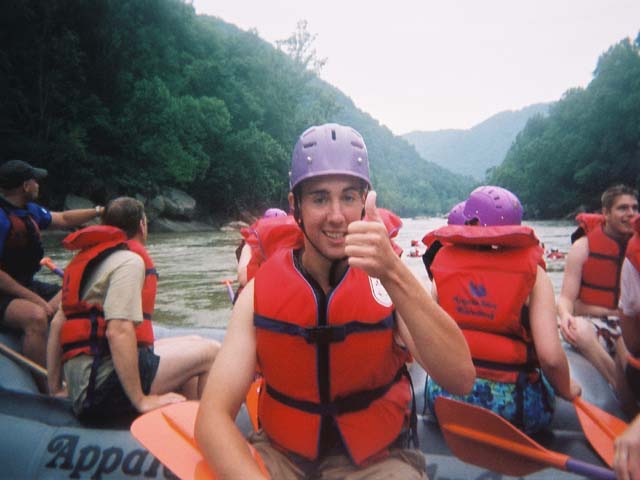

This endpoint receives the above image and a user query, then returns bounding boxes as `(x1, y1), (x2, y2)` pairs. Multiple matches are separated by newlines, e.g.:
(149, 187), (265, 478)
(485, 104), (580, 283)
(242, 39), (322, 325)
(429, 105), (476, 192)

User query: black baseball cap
(0, 160), (48, 189)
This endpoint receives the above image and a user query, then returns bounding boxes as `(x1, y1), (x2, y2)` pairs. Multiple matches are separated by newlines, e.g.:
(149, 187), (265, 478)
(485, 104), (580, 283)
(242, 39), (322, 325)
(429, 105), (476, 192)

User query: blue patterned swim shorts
(426, 372), (556, 434)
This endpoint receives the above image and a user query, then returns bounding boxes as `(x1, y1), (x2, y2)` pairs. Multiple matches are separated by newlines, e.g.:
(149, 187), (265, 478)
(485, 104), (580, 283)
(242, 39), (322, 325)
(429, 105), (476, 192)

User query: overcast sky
(192, 1), (639, 135)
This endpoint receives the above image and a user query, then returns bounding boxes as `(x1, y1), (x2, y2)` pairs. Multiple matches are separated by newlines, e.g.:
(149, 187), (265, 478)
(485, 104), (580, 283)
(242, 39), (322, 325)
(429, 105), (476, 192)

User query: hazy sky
(192, 1), (639, 135)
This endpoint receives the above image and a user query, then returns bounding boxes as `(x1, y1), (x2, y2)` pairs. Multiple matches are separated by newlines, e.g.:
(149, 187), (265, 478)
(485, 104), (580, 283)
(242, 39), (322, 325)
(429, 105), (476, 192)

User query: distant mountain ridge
(403, 103), (552, 180)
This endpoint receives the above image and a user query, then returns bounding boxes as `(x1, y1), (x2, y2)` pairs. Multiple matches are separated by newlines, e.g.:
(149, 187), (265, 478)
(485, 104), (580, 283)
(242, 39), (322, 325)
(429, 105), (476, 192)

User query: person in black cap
(0, 159), (106, 374)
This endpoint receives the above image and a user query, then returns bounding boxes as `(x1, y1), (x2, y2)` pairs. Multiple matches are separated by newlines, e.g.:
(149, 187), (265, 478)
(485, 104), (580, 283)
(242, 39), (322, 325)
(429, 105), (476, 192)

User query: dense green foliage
(403, 103), (550, 180)
(0, 0), (472, 218)
(489, 35), (640, 218)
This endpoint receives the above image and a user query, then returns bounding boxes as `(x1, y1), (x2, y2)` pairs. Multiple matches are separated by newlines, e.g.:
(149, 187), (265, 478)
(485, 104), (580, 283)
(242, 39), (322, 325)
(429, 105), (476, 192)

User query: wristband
(95, 205), (104, 217)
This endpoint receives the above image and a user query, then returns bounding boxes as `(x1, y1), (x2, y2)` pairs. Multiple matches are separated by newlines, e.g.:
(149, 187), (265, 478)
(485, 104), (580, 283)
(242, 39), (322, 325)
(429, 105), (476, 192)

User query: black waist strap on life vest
(266, 364), (419, 448)
(254, 314), (394, 344)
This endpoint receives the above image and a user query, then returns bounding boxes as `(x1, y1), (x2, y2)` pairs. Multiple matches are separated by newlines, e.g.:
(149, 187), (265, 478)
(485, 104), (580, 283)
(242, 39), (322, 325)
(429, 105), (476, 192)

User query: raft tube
(0, 327), (625, 479)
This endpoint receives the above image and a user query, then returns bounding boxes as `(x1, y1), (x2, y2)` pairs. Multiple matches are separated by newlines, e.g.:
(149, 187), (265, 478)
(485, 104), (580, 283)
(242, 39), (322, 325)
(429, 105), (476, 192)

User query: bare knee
(13, 305), (48, 337)
(199, 339), (220, 369)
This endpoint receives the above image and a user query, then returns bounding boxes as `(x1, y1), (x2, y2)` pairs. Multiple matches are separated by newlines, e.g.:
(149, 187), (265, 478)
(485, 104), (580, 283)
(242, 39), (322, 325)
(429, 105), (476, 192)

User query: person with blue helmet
(196, 123), (474, 478)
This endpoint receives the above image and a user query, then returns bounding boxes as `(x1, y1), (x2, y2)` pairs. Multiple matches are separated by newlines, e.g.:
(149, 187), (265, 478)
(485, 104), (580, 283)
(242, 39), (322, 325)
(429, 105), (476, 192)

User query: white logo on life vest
(369, 276), (392, 307)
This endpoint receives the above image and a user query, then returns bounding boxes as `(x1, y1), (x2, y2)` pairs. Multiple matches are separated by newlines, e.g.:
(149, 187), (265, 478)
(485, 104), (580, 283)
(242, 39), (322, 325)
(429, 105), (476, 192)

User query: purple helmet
(289, 123), (370, 191)
(463, 186), (523, 226)
(263, 207), (287, 218)
(447, 201), (467, 225)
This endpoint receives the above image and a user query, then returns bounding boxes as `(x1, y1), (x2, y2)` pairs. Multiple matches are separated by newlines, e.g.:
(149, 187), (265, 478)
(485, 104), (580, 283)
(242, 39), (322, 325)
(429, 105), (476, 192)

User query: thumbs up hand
(345, 191), (398, 279)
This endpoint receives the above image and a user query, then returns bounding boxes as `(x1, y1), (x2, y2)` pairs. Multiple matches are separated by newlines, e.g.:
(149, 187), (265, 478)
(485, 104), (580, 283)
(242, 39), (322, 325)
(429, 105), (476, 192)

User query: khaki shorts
(248, 430), (428, 480)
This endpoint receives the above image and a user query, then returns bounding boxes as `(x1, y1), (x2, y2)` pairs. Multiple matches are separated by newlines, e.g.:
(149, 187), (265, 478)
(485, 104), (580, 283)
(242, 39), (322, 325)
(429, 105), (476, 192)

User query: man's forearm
(557, 295), (574, 320)
(107, 319), (145, 409)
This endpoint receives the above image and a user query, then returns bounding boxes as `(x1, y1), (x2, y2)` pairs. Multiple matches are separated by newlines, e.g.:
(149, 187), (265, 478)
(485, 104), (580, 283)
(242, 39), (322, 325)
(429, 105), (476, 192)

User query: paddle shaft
(40, 257), (64, 278)
(447, 424), (614, 479)
(0, 342), (47, 377)
(222, 280), (234, 303)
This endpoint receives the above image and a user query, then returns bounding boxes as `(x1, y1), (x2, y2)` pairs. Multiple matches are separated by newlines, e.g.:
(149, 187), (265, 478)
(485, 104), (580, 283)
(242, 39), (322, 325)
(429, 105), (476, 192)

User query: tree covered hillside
(489, 35), (640, 218)
(0, 0), (472, 218)
(403, 103), (550, 180)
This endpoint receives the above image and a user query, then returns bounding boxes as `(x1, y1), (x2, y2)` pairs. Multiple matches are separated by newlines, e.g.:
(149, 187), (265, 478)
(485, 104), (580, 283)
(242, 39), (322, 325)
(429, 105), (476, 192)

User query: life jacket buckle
(305, 325), (346, 344)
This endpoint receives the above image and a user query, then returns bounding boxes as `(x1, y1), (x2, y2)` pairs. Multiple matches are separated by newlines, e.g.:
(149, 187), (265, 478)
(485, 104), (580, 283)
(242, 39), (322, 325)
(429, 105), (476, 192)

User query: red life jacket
(430, 225), (543, 383)
(241, 215), (303, 282)
(578, 225), (627, 309)
(60, 225), (156, 361)
(571, 213), (605, 244)
(253, 249), (411, 465)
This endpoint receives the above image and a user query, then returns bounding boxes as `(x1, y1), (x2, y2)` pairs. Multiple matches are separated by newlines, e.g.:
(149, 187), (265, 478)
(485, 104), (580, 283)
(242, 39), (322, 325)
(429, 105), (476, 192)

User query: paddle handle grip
(40, 257), (64, 278)
(566, 458), (615, 480)
(222, 279), (235, 303)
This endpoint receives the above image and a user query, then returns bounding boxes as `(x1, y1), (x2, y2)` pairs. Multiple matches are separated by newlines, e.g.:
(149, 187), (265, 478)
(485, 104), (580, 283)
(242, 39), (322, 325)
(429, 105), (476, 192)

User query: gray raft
(0, 326), (625, 479)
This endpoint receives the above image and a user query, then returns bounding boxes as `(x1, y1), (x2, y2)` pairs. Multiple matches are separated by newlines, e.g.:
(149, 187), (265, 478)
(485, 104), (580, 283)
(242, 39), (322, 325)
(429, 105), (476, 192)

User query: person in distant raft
(0, 159), (106, 370)
(195, 123), (474, 479)
(47, 197), (220, 422)
(425, 186), (581, 434)
(558, 185), (639, 388)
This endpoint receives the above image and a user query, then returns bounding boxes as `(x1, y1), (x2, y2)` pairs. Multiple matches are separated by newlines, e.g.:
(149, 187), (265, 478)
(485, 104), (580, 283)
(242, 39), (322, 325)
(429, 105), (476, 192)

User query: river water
(37, 218), (576, 329)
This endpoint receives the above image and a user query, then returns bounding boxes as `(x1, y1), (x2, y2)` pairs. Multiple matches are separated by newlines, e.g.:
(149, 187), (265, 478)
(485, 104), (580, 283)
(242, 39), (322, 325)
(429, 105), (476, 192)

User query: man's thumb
(364, 190), (381, 223)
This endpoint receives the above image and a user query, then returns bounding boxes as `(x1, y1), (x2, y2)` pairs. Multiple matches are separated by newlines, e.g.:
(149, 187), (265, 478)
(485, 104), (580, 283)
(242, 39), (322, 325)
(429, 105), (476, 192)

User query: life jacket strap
(254, 314), (394, 345)
(266, 366), (405, 416)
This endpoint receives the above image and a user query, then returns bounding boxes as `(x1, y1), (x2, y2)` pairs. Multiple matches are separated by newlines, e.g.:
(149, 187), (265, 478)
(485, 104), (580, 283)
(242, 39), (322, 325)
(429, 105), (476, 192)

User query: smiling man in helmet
(196, 123), (474, 478)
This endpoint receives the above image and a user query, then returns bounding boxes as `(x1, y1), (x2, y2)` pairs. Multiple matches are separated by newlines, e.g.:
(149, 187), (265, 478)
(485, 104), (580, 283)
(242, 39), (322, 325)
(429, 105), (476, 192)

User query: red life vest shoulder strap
(428, 224), (540, 248)
(63, 225), (127, 251)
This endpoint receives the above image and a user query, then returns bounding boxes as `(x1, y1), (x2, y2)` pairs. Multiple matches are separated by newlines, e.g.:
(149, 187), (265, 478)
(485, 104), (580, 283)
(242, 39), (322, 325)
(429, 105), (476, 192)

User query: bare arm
(620, 260), (640, 355)
(557, 237), (588, 343)
(195, 282), (267, 479)
(46, 308), (66, 395)
(50, 207), (101, 229)
(614, 414), (640, 480)
(236, 244), (252, 287)
(106, 319), (185, 412)
(530, 266), (580, 400)
(345, 192), (475, 395)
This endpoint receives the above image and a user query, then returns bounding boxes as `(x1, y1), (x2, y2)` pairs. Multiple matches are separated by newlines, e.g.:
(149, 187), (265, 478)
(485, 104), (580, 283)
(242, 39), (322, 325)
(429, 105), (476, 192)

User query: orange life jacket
(430, 225), (543, 383)
(253, 249), (411, 465)
(571, 213), (605, 244)
(60, 225), (156, 361)
(241, 215), (302, 282)
(578, 225), (627, 309)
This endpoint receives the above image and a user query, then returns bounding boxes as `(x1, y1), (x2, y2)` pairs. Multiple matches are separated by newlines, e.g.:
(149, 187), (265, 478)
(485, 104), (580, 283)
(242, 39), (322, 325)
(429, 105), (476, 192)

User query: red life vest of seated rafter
(241, 215), (303, 282)
(429, 225), (543, 383)
(578, 225), (627, 310)
(60, 225), (156, 361)
(253, 249), (410, 465)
